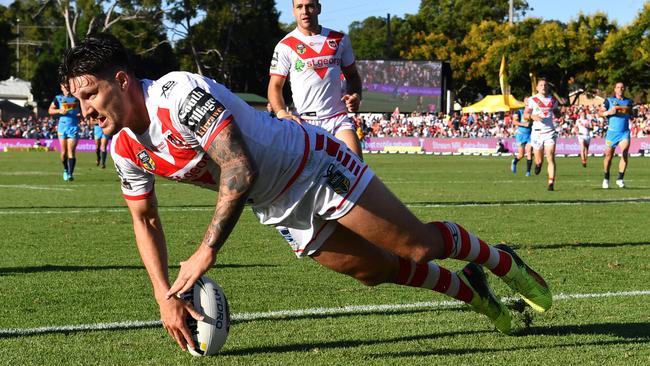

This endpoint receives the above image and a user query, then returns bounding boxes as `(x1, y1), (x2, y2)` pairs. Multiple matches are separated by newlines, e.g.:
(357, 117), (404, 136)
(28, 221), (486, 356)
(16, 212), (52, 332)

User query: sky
(275, 0), (647, 32)
(0, 0), (645, 33)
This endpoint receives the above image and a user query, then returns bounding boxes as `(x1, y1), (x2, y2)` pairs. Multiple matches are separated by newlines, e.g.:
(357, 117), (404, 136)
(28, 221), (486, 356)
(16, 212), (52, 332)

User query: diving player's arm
(166, 120), (257, 298)
(125, 194), (202, 352)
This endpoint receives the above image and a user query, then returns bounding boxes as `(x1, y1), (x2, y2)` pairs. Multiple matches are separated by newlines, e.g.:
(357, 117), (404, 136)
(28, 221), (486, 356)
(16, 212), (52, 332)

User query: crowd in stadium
(2, 103), (649, 140)
(355, 104), (650, 139)
(0, 116), (91, 139)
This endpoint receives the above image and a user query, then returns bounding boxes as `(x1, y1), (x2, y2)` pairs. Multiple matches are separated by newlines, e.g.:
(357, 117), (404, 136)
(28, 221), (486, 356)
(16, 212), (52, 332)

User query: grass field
(1, 151), (649, 365)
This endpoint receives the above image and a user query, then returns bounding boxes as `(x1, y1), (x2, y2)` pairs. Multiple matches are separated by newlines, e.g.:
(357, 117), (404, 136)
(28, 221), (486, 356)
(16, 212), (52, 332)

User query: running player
(600, 82), (633, 189)
(268, 0), (363, 157)
(574, 110), (593, 168)
(48, 84), (80, 181)
(91, 115), (110, 168)
(510, 110), (533, 176)
(60, 34), (552, 352)
(523, 78), (561, 191)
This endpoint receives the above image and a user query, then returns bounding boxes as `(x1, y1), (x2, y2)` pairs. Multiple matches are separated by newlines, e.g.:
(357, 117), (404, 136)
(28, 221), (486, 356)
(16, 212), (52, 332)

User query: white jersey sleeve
(339, 33), (355, 69)
(111, 129), (156, 200)
(270, 43), (291, 78)
(167, 79), (234, 152)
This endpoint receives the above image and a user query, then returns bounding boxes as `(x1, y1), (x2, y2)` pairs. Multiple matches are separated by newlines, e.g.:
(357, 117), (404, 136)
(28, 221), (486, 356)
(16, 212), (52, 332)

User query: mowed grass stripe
(2, 289), (649, 338)
(1, 196), (650, 215)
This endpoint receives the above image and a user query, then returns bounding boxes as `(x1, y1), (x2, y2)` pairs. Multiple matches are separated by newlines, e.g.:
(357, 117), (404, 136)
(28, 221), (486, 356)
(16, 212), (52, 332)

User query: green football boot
(457, 263), (511, 334)
(496, 244), (552, 313)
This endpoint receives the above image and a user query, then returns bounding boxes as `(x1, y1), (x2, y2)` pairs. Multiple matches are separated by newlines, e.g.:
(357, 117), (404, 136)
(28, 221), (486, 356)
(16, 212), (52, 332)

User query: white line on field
(1, 289), (649, 337)
(0, 184), (74, 191)
(1, 197), (649, 215)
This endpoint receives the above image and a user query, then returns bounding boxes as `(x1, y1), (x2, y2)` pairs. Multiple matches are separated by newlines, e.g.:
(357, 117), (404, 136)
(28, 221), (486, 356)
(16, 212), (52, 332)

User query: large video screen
(356, 60), (443, 113)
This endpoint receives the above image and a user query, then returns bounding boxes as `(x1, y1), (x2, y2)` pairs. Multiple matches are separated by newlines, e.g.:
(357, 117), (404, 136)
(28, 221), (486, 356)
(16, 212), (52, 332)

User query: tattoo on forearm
(203, 122), (257, 250)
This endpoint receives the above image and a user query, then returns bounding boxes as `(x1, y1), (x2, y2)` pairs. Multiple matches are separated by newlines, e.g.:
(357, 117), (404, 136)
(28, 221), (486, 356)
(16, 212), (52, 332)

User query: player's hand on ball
(159, 295), (204, 351)
(166, 243), (217, 299)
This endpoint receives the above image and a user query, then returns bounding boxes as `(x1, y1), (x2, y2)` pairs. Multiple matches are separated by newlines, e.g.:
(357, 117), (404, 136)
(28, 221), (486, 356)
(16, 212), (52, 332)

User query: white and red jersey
(111, 71), (310, 208)
(270, 27), (355, 119)
(527, 94), (558, 131)
(577, 117), (592, 136)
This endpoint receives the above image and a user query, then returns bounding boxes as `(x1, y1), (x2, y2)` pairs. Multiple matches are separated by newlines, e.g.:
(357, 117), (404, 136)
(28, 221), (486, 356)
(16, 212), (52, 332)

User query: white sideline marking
(1, 289), (649, 337)
(1, 197), (650, 215)
(0, 184), (74, 192)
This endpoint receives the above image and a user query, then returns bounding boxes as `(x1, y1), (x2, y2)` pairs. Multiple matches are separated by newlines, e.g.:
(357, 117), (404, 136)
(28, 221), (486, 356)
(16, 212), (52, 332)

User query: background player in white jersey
(60, 33), (552, 352)
(573, 110), (593, 168)
(523, 78), (561, 191)
(268, 0), (363, 157)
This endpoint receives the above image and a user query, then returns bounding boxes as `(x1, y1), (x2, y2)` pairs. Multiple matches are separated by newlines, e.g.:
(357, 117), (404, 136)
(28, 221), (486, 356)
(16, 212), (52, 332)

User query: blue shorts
(58, 124), (79, 139)
(515, 132), (531, 146)
(93, 125), (109, 140)
(605, 130), (630, 149)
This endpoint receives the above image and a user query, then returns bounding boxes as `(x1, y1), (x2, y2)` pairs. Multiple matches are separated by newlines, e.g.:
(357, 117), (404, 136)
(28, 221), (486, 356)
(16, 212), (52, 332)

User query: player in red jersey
(60, 33), (552, 352)
(268, 0), (363, 157)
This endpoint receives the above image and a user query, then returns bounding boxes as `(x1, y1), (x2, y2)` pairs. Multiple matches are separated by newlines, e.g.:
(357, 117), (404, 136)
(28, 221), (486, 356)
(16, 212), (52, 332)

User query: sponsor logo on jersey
(305, 57), (341, 70)
(161, 81), (177, 98)
(270, 51), (279, 70)
(327, 39), (338, 50)
(137, 150), (156, 171)
(309, 41), (322, 47)
(294, 59), (305, 72)
(296, 43), (306, 55)
(165, 131), (192, 149)
(324, 164), (350, 194)
(115, 165), (132, 190)
(178, 87), (226, 137)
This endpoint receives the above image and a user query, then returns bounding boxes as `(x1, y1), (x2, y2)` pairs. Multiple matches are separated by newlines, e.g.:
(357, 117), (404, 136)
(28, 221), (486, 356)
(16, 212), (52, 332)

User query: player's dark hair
(58, 33), (133, 86)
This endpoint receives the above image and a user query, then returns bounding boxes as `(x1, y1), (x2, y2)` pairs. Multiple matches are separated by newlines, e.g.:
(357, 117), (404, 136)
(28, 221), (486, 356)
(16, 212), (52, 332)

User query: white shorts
(300, 112), (355, 135)
(531, 129), (558, 150)
(252, 130), (374, 258)
(578, 134), (591, 145)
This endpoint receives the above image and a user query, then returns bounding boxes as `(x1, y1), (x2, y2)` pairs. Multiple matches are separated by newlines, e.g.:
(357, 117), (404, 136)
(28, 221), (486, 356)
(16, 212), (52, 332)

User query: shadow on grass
(0, 263), (275, 276)
(223, 322), (650, 357)
(517, 322), (650, 339)
(222, 329), (493, 356)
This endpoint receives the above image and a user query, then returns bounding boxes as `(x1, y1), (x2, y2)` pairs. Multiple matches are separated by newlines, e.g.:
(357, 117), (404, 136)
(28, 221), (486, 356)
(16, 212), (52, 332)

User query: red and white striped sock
(393, 257), (473, 303)
(431, 221), (513, 277)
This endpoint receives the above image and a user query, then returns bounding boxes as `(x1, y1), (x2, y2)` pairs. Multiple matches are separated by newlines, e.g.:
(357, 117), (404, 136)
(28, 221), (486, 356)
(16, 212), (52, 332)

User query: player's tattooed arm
(203, 120), (258, 251)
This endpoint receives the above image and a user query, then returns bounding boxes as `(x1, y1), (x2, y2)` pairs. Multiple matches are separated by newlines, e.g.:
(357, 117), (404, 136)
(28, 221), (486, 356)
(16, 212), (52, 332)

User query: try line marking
(1, 289), (649, 338)
(1, 197), (650, 215)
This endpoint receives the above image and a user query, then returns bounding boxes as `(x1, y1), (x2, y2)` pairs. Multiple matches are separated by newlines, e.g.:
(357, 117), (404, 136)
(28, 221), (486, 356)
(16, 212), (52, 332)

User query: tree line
(0, 0), (648, 110)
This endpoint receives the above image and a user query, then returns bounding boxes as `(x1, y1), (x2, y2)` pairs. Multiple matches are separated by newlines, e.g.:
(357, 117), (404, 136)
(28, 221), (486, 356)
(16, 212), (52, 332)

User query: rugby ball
(181, 275), (230, 356)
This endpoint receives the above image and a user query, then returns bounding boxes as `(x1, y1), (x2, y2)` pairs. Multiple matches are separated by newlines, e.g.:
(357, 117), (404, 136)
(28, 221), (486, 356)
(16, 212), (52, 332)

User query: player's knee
(353, 270), (386, 287)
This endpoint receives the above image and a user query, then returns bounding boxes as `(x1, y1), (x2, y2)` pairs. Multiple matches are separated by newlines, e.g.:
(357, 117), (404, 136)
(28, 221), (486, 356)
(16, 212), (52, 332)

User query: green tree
(417, 0), (530, 41)
(0, 7), (12, 80)
(597, 2), (650, 100)
(174, 0), (285, 95)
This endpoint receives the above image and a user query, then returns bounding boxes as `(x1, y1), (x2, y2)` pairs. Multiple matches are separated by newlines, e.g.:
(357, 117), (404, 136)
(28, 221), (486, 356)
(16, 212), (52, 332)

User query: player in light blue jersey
(600, 82), (633, 189)
(91, 116), (110, 168)
(510, 108), (533, 176)
(49, 84), (81, 181)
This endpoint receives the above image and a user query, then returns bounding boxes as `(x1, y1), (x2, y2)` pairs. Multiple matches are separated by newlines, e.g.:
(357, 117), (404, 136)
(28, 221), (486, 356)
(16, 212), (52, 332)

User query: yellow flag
(529, 72), (537, 95)
(499, 55), (510, 106)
